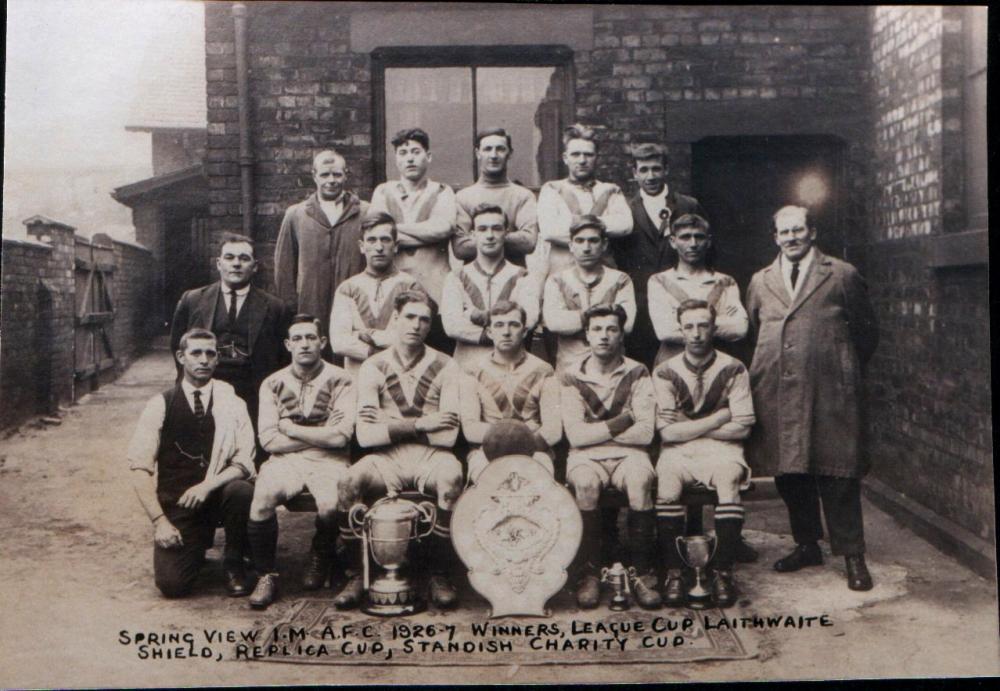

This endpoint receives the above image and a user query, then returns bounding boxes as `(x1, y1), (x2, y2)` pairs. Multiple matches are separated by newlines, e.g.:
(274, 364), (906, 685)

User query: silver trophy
(349, 492), (436, 616)
(600, 561), (636, 611)
(676, 535), (717, 609)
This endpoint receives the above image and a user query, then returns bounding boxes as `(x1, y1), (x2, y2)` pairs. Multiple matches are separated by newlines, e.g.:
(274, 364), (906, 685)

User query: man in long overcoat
(746, 205), (878, 591)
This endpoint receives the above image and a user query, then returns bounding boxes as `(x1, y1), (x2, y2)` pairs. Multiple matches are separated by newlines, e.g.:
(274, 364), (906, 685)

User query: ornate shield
(452, 454), (582, 617)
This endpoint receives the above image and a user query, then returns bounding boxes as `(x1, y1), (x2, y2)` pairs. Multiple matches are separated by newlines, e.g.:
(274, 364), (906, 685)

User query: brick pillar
(24, 216), (78, 407)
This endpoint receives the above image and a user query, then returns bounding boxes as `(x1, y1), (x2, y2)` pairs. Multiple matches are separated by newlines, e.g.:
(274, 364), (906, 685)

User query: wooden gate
(74, 238), (117, 397)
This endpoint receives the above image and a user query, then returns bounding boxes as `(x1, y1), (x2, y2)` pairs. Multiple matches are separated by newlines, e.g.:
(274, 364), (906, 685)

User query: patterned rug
(249, 592), (757, 666)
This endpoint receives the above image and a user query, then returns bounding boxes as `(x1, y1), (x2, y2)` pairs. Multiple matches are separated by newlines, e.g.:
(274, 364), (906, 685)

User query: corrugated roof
(125, 4), (206, 130)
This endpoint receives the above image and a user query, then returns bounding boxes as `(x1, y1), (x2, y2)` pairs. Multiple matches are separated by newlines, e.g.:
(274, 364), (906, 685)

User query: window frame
(371, 45), (575, 188)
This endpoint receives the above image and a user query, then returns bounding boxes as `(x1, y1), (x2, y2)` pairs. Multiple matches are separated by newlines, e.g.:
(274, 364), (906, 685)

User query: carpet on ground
(249, 590), (757, 666)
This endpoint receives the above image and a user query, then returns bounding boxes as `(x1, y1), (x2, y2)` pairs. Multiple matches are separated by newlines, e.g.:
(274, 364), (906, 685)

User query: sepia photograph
(0, 1), (995, 686)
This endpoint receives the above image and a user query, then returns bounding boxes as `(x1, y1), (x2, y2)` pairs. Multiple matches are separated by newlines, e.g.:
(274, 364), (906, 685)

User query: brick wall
(0, 219), (157, 431)
(865, 6), (992, 541)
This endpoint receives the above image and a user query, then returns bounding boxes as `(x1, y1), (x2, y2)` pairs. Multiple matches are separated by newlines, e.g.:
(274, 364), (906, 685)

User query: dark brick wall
(865, 6), (992, 541)
(0, 221), (157, 431)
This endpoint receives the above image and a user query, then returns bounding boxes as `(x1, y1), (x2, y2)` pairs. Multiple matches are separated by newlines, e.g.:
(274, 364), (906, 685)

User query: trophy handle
(414, 500), (437, 539)
(348, 503), (369, 538)
(708, 534), (718, 563)
(675, 536), (688, 567)
(600, 566), (610, 581)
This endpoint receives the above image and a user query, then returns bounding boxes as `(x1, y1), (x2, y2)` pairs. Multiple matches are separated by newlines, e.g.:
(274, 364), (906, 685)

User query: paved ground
(1, 348), (997, 686)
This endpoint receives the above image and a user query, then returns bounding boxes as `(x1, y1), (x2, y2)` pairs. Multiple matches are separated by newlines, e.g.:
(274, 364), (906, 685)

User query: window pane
(385, 67), (473, 186)
(476, 67), (563, 187)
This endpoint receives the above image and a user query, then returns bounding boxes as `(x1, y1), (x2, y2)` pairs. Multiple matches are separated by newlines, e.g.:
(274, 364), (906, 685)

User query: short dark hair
(391, 128), (430, 151)
(219, 233), (255, 257)
(361, 211), (398, 240)
(562, 123), (598, 151)
(488, 299), (527, 325)
(471, 202), (507, 227)
(394, 289), (437, 318)
(582, 303), (627, 331)
(178, 328), (217, 352)
(288, 313), (323, 336)
(671, 213), (710, 235)
(630, 142), (668, 167)
(569, 214), (607, 239)
(475, 127), (513, 150)
(676, 299), (717, 324)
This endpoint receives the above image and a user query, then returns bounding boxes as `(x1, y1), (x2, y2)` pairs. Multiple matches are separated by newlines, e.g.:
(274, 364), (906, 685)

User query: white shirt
(223, 284), (250, 317)
(781, 247), (815, 299)
(640, 185), (670, 234)
(319, 196), (344, 226)
(180, 379), (213, 414)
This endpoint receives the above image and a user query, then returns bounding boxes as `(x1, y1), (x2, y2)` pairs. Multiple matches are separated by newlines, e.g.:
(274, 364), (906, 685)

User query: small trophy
(600, 562), (636, 611)
(676, 535), (717, 610)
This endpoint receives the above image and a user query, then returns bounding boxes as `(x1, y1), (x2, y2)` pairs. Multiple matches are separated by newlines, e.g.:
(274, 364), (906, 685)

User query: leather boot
(249, 573), (278, 610)
(662, 569), (687, 608)
(773, 542), (823, 572)
(845, 555), (873, 591)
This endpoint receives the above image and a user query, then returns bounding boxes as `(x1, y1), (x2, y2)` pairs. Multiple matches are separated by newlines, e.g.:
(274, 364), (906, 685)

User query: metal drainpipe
(232, 3), (254, 238)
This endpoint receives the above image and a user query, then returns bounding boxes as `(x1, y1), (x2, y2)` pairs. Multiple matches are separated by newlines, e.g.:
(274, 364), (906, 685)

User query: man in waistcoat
(274, 149), (369, 341)
(128, 329), (256, 598)
(171, 233), (292, 443)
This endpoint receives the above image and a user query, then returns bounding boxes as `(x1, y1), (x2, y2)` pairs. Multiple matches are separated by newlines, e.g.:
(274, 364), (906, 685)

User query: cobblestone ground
(0, 348), (997, 686)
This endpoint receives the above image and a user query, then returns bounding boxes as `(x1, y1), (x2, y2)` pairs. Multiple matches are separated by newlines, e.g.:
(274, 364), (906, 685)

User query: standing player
(653, 300), (755, 608)
(560, 304), (661, 610)
(337, 291), (465, 608)
(543, 215), (636, 371)
(452, 127), (538, 266)
(329, 212), (427, 378)
(460, 300), (561, 484)
(441, 203), (540, 373)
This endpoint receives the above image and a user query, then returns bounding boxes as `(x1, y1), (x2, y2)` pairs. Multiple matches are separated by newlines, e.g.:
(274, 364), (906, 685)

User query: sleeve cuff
(387, 420), (418, 443)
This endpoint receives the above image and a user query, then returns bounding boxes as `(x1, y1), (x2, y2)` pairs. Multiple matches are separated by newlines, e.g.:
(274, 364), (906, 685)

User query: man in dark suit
(171, 233), (293, 441)
(610, 143), (705, 369)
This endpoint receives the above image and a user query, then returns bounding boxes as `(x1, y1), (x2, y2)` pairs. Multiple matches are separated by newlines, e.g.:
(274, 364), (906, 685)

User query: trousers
(775, 473), (865, 556)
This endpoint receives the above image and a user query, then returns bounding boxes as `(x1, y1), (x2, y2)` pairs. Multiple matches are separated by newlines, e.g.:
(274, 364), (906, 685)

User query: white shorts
(353, 443), (462, 497)
(566, 446), (655, 494)
(256, 452), (350, 514)
(466, 448), (554, 485)
(656, 438), (751, 502)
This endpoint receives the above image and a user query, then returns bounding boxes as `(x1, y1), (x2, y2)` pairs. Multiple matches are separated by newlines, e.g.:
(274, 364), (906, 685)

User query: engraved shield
(452, 454), (582, 617)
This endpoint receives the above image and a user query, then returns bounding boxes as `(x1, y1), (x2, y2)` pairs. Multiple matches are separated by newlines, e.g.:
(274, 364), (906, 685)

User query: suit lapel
(243, 287), (267, 354)
(195, 283), (223, 330)
(762, 256), (791, 309)
(788, 250), (833, 316)
(304, 193), (332, 229)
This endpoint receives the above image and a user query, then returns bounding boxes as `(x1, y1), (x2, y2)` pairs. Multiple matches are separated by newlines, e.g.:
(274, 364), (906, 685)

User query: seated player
(442, 203), (539, 373)
(560, 304), (660, 610)
(653, 299), (755, 608)
(338, 291), (464, 608)
(460, 300), (561, 484)
(543, 215), (636, 372)
(245, 315), (356, 610)
(648, 213), (747, 366)
(329, 211), (427, 378)
(127, 328), (255, 599)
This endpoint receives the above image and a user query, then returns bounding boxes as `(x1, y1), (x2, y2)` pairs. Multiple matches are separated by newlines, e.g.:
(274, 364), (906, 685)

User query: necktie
(790, 262), (800, 290)
(193, 390), (205, 417)
(228, 290), (238, 325)
(683, 352), (716, 411)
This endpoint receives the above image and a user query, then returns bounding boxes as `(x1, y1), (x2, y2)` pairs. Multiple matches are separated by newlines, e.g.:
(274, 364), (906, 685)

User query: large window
(373, 47), (573, 189)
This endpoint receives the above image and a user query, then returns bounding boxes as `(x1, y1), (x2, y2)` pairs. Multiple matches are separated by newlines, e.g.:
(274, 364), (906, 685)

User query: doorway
(691, 135), (847, 295)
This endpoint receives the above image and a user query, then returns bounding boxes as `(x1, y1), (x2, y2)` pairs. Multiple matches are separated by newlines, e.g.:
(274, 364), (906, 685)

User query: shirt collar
(781, 247), (815, 272)
(394, 179), (430, 199)
(181, 379), (213, 398)
(673, 269), (717, 285)
(365, 265), (398, 280)
(639, 185), (669, 204)
(489, 349), (527, 371)
(223, 284), (251, 296)
(568, 177), (597, 190)
(392, 345), (426, 373)
(472, 258), (507, 279)
(290, 360), (326, 383)
(682, 351), (717, 376)
(576, 354), (628, 383)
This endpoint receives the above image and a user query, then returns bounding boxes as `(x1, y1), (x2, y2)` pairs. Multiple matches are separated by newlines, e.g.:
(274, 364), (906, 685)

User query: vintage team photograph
(0, 1), (995, 686)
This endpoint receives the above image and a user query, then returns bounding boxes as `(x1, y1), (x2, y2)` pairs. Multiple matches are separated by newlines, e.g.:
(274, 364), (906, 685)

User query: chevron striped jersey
(559, 354), (655, 451)
(441, 259), (540, 371)
(355, 345), (461, 449)
(329, 267), (426, 378)
(460, 351), (561, 447)
(652, 350), (755, 434)
(542, 265), (637, 371)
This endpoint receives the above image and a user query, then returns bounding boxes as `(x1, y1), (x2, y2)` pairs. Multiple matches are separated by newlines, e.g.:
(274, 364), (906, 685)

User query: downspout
(232, 3), (254, 238)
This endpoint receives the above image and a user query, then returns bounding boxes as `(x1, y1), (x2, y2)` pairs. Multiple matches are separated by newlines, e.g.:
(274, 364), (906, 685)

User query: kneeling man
(339, 291), (464, 608)
(128, 329), (255, 598)
(560, 304), (660, 610)
(461, 299), (561, 484)
(246, 315), (356, 609)
(653, 299), (754, 608)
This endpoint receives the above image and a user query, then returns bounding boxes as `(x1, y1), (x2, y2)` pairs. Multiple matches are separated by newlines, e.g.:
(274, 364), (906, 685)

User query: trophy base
(608, 596), (630, 611)
(686, 593), (714, 610)
(362, 580), (426, 617)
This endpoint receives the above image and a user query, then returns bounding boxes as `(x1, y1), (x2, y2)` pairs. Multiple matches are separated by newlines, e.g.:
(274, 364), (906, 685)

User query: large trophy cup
(676, 535), (717, 610)
(349, 492), (436, 616)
